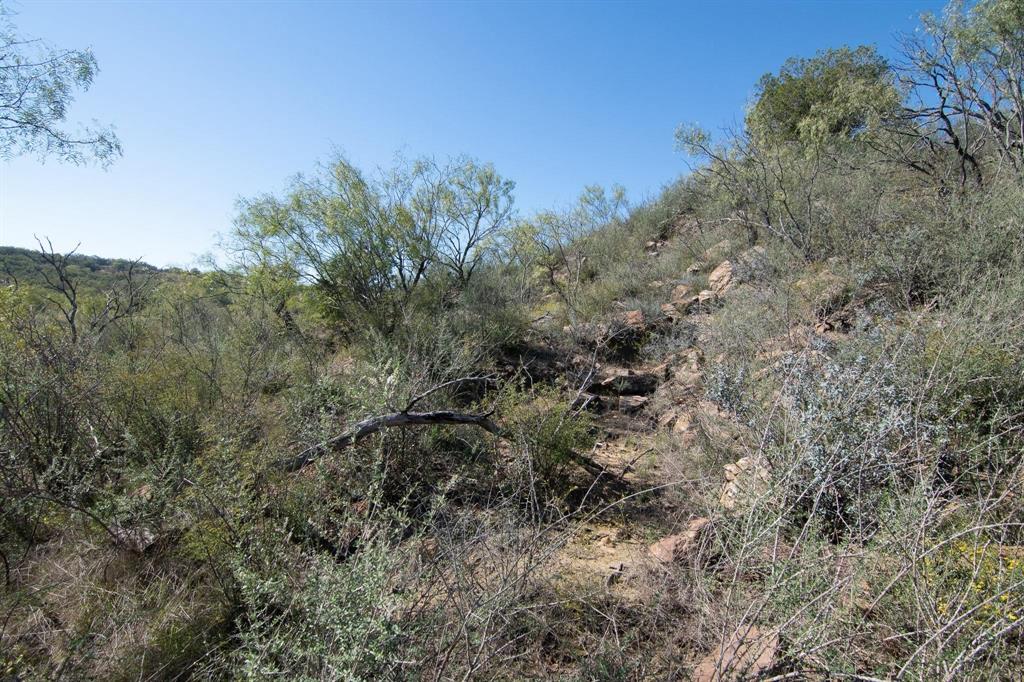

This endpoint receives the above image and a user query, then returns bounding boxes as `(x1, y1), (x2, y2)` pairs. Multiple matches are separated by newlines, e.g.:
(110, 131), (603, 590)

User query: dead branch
(279, 409), (501, 472)
(278, 406), (609, 477)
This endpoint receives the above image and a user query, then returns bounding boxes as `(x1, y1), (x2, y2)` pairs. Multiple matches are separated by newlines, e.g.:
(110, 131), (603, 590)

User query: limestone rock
(719, 455), (770, 512)
(617, 394), (650, 414)
(708, 261), (735, 295)
(590, 367), (660, 396)
(672, 412), (698, 447)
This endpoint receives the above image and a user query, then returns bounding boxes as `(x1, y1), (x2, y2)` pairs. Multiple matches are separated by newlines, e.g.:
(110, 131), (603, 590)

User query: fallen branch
(278, 410), (501, 472)
(278, 407), (608, 477)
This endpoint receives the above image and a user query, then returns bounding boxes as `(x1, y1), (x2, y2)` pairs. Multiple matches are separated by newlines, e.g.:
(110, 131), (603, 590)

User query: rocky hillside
(3, 1), (1024, 678)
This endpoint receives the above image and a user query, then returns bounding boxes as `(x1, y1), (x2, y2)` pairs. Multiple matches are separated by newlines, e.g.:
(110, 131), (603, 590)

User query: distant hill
(0, 245), (171, 293)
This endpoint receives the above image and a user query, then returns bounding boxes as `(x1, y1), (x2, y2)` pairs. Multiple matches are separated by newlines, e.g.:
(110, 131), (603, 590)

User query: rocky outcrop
(648, 517), (711, 565)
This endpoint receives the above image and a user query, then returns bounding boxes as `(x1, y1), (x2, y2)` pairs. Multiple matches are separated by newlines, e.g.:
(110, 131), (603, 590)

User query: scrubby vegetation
(3, 0), (1024, 678)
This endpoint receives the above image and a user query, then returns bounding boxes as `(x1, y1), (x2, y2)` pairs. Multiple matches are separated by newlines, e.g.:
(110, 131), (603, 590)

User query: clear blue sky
(0, 0), (943, 267)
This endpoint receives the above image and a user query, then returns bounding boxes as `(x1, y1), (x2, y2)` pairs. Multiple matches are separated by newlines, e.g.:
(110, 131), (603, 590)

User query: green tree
(232, 154), (515, 334)
(746, 45), (898, 146)
(0, 4), (121, 165)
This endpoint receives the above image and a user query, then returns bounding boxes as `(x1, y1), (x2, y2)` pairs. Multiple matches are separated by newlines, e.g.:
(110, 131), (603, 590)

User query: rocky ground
(534, 241), (800, 679)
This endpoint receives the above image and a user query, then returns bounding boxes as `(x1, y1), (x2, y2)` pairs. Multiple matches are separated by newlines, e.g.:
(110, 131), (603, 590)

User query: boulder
(708, 246), (767, 297)
(708, 261), (735, 295)
(605, 309), (652, 355)
(677, 293), (703, 314)
(648, 517), (711, 564)
(660, 284), (699, 321)
(695, 289), (718, 311)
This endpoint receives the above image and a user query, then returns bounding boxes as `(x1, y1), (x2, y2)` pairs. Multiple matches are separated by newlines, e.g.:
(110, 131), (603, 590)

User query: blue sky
(0, 0), (944, 267)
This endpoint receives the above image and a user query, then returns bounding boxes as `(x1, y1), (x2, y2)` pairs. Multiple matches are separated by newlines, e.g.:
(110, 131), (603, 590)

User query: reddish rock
(648, 517), (711, 564)
(623, 309), (646, 328)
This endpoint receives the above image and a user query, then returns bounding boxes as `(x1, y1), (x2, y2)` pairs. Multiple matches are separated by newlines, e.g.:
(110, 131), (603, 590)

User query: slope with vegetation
(3, 0), (1024, 679)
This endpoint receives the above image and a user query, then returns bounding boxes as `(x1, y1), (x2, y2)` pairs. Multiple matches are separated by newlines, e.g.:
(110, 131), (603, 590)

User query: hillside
(0, 245), (167, 291)
(3, 1), (1024, 679)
